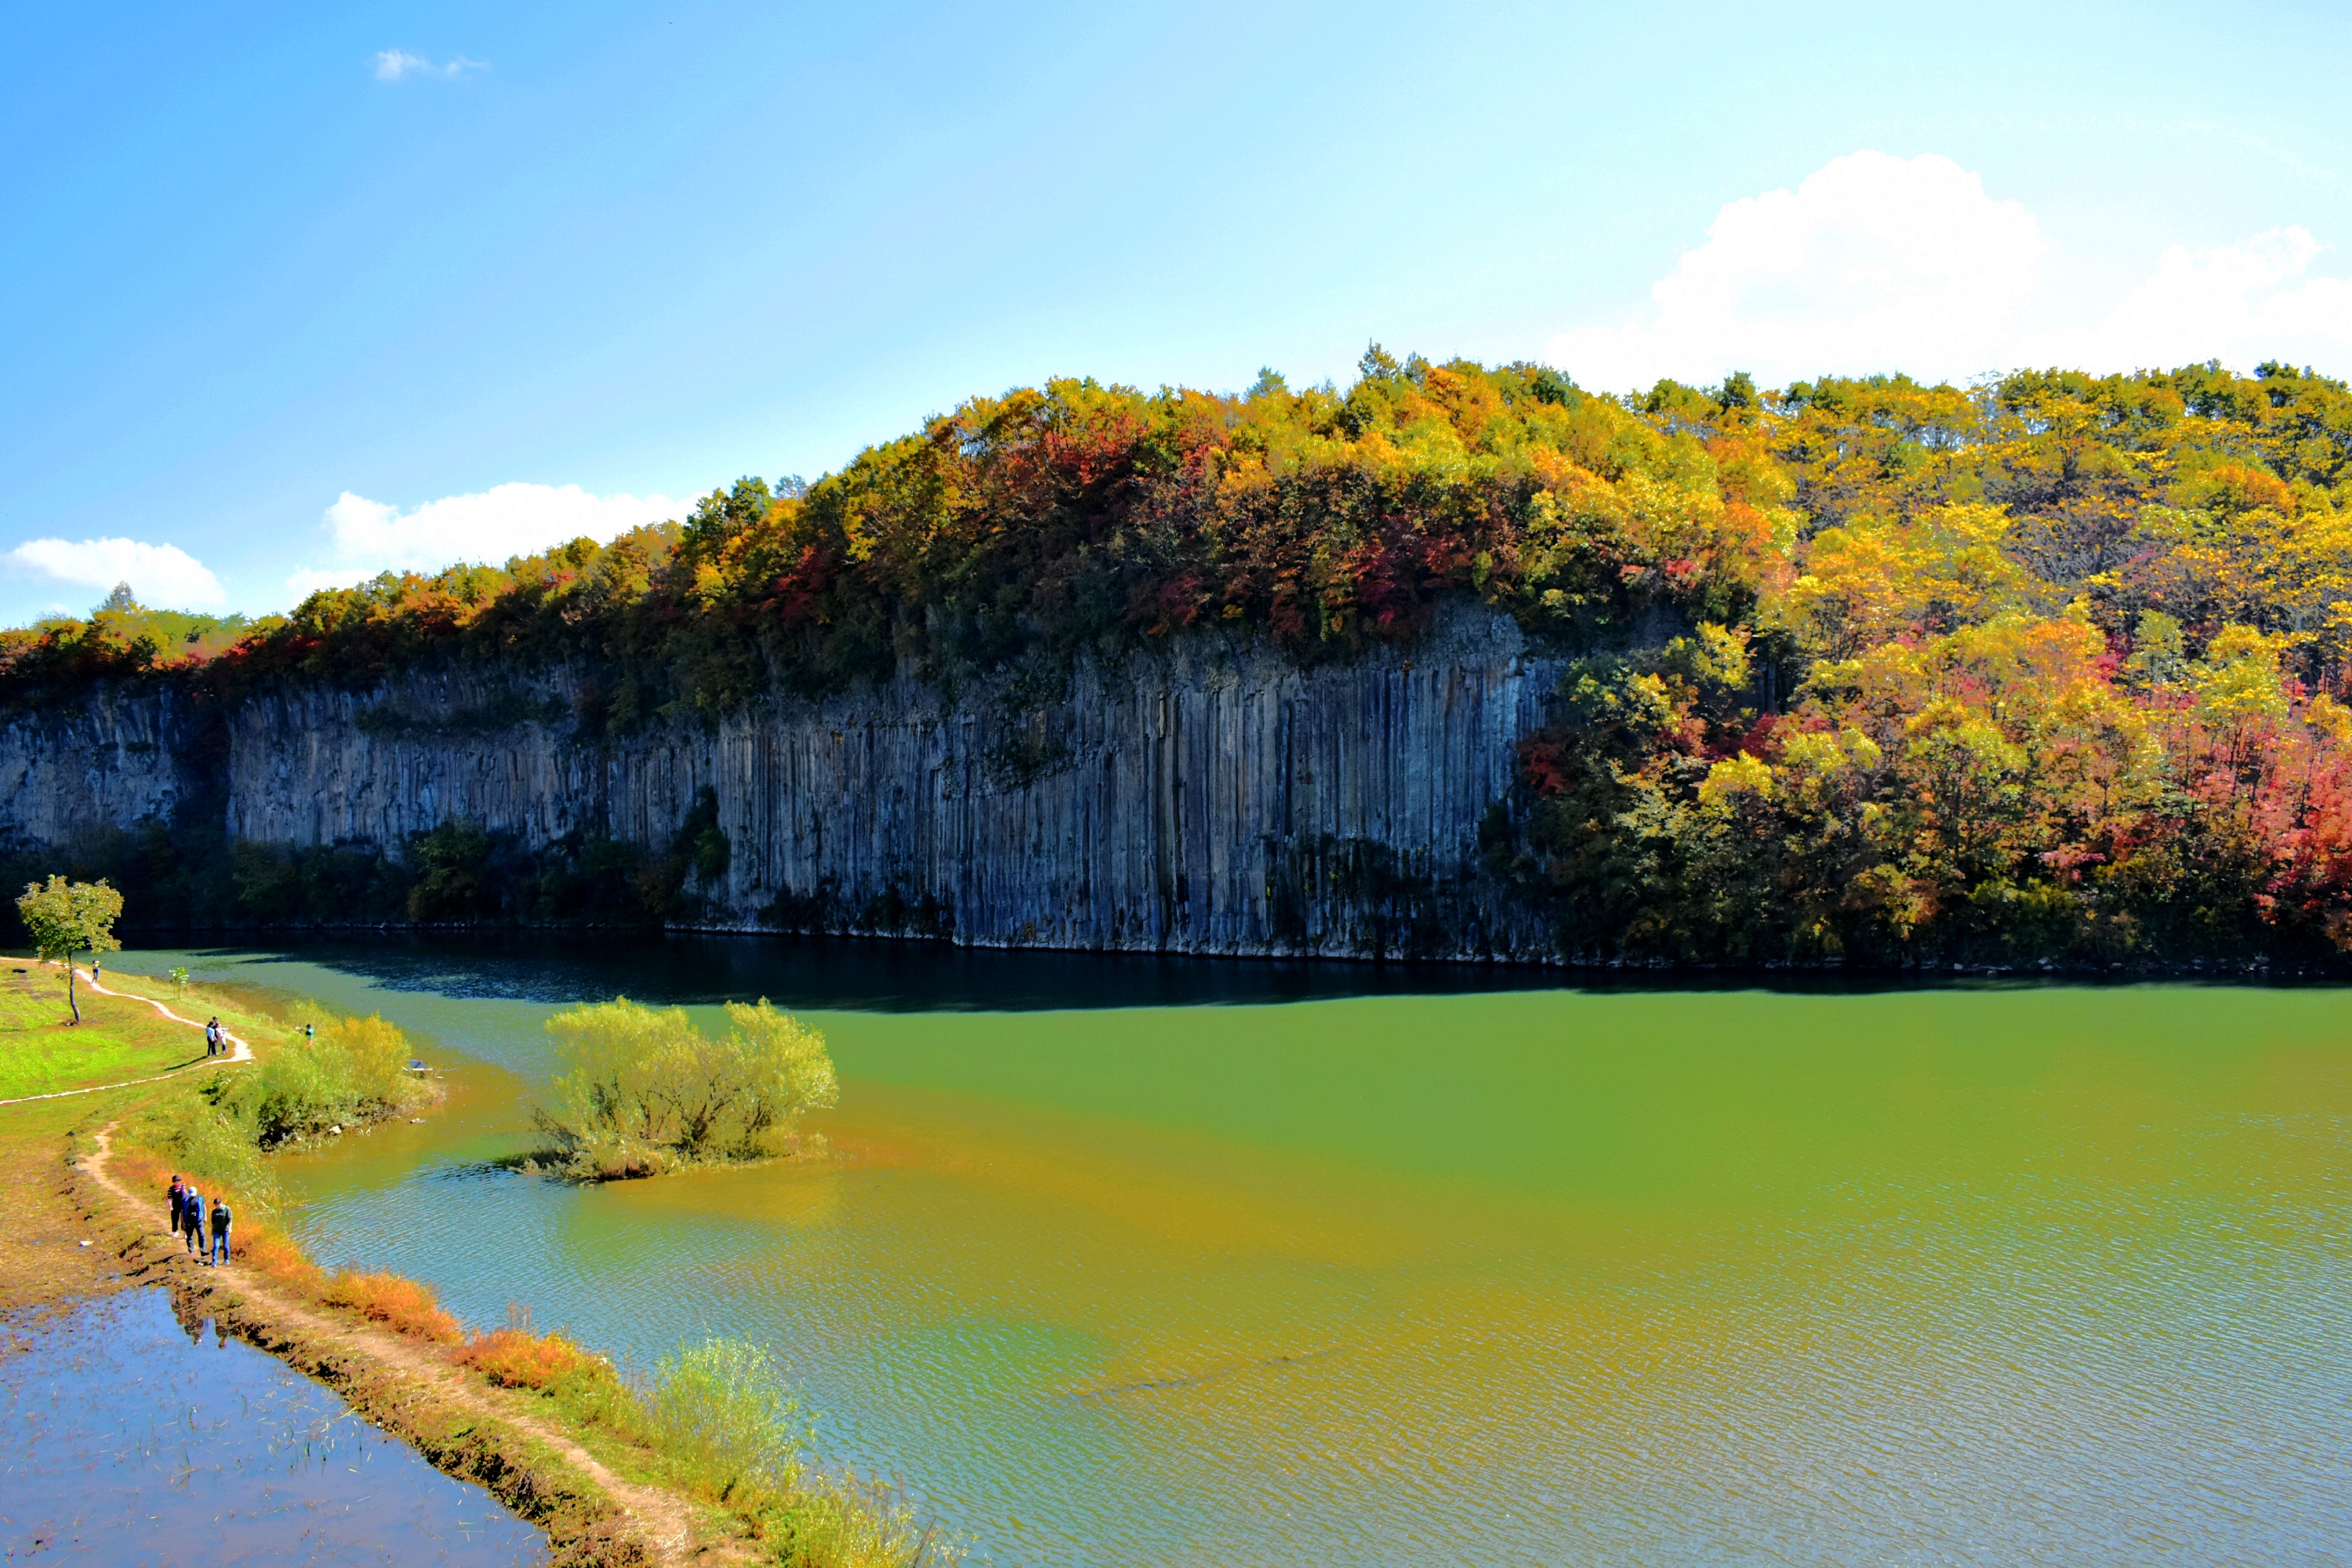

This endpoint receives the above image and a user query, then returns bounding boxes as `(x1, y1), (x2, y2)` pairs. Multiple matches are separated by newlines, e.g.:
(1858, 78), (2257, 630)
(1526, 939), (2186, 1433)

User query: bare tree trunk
(67, 952), (79, 1025)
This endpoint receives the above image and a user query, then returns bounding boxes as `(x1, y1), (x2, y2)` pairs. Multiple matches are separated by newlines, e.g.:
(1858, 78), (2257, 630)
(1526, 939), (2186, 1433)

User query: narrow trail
(39, 974), (707, 1563)
(0, 964), (253, 1107)
(83, 1121), (703, 1565)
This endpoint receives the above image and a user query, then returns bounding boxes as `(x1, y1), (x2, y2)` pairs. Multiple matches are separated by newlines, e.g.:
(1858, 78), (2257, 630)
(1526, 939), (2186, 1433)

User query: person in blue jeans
(209, 1196), (231, 1265)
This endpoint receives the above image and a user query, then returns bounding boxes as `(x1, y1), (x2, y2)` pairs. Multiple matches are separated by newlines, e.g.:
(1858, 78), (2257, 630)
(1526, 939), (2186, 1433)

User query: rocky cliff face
(0, 684), (208, 851)
(5, 608), (1571, 959)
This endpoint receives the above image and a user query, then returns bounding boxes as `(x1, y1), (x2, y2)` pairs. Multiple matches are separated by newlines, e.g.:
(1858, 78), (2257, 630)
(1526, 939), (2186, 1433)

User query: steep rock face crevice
(5, 608), (1571, 958)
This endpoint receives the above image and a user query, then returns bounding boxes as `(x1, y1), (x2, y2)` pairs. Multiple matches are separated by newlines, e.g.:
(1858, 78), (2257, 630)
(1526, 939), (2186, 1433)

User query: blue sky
(5, 0), (2352, 624)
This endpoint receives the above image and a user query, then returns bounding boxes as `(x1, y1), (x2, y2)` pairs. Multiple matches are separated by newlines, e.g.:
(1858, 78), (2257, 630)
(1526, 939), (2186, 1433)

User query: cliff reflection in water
(132, 929), (1586, 1012)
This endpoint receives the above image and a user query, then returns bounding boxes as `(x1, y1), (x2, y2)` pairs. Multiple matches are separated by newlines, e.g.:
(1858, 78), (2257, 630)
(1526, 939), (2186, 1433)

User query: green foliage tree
(533, 998), (839, 1178)
(648, 1338), (804, 1503)
(14, 875), (123, 1023)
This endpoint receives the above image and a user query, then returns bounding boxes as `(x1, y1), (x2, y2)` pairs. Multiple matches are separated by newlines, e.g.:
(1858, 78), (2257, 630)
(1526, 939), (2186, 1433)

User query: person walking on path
(182, 1185), (205, 1257)
(209, 1195), (231, 1265)
(169, 1174), (185, 1235)
(205, 1017), (220, 1057)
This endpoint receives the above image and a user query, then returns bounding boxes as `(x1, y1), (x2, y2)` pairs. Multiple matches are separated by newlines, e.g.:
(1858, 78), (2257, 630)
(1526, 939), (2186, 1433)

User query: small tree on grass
(16, 875), (124, 1025)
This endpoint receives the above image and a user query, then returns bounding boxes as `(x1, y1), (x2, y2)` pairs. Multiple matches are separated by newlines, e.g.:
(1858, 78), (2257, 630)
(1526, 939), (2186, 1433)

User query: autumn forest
(9, 351), (2352, 970)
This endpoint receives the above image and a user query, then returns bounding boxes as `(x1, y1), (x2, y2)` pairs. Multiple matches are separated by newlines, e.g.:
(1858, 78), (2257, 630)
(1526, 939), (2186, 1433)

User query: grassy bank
(0, 963), (212, 1100)
(3, 964), (937, 1566)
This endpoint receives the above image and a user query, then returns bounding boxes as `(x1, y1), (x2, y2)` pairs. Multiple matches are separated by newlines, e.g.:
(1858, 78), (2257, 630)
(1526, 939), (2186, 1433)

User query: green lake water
(107, 938), (2352, 1566)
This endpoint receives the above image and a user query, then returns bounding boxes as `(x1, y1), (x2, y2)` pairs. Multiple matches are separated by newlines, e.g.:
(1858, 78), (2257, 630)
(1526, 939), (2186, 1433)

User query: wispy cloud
(1548, 151), (2352, 390)
(373, 49), (485, 83)
(285, 481), (688, 598)
(5, 537), (227, 610)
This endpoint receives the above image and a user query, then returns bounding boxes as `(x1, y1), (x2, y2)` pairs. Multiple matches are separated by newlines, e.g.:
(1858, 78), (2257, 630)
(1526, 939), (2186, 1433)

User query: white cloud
(1547, 151), (2352, 391)
(373, 49), (485, 82)
(5, 537), (226, 609)
(286, 481), (688, 597)
(2085, 227), (2352, 371)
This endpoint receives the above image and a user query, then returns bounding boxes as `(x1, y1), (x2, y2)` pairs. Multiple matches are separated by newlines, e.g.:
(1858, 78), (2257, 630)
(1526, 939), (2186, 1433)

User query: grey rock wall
(0, 685), (204, 851)
(7, 607), (1573, 959)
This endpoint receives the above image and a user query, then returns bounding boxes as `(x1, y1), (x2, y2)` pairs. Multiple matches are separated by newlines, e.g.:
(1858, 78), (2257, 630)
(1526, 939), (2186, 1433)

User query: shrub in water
(532, 998), (837, 1178)
(648, 1337), (804, 1503)
(237, 1014), (419, 1147)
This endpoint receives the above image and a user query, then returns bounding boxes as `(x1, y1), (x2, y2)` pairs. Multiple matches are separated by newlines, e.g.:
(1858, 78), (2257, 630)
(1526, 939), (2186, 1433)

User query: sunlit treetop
(4, 355), (2349, 730)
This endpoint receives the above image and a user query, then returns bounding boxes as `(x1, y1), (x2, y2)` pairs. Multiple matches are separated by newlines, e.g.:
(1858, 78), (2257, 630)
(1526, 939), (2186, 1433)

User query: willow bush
(238, 1013), (421, 1146)
(531, 997), (838, 1179)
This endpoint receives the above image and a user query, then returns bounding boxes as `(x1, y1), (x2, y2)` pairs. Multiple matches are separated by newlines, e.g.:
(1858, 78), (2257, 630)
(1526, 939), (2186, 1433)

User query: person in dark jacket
(182, 1185), (204, 1256)
(209, 1196), (231, 1265)
(169, 1174), (185, 1235)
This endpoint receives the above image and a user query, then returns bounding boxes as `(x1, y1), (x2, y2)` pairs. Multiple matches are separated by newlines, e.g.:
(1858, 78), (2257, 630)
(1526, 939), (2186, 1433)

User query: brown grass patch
(241, 1225), (327, 1292)
(462, 1325), (605, 1391)
(321, 1267), (463, 1343)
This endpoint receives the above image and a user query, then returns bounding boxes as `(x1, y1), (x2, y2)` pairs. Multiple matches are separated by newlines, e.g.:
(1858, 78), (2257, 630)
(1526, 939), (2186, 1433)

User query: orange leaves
(321, 1269), (463, 1344)
(459, 1326), (603, 1390)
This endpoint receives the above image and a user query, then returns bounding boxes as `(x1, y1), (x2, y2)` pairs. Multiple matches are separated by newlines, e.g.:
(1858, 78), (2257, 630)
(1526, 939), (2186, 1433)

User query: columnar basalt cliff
(0, 684), (206, 849)
(3, 608), (1570, 959)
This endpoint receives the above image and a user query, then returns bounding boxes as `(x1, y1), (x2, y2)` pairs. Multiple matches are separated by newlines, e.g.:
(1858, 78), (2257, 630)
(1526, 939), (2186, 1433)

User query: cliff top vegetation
(5, 352), (2348, 724)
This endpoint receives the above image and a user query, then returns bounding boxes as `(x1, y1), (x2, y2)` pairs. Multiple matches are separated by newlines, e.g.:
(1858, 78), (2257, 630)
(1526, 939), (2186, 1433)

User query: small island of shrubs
(524, 996), (839, 1181)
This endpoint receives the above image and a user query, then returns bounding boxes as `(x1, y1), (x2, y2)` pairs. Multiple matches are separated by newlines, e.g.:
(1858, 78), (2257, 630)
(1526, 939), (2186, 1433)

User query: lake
(108, 936), (2352, 1566)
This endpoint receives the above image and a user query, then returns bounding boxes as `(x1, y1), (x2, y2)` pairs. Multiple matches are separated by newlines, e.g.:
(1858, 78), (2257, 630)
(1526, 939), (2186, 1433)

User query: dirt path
(0, 964), (254, 1109)
(82, 967), (257, 1063)
(82, 1123), (706, 1566)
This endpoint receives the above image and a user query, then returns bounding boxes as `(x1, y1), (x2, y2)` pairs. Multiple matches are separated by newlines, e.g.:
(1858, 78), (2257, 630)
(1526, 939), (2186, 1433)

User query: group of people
(203, 1017), (227, 1056)
(167, 1174), (231, 1265)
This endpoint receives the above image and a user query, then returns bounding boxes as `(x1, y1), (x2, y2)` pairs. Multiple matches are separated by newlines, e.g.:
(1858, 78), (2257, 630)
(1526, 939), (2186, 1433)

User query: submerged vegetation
(528, 997), (839, 1180)
(9, 352), (2352, 967)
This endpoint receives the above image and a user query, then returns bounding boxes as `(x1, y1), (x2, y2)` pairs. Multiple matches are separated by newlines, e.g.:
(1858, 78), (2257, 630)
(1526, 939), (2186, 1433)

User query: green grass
(0, 967), (208, 1100)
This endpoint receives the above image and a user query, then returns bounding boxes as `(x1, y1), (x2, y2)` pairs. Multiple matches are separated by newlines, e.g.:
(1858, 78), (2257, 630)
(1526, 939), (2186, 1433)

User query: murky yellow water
(114, 943), (2352, 1565)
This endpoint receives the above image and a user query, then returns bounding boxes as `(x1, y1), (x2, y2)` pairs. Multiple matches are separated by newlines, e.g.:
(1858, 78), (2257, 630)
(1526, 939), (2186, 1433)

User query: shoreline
(5, 962), (927, 1568)
(65, 1126), (684, 1566)
(70, 924), (2352, 987)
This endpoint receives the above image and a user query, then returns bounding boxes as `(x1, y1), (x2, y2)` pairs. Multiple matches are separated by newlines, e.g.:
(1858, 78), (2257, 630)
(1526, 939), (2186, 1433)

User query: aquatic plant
(530, 997), (838, 1179)
(648, 1338), (804, 1500)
